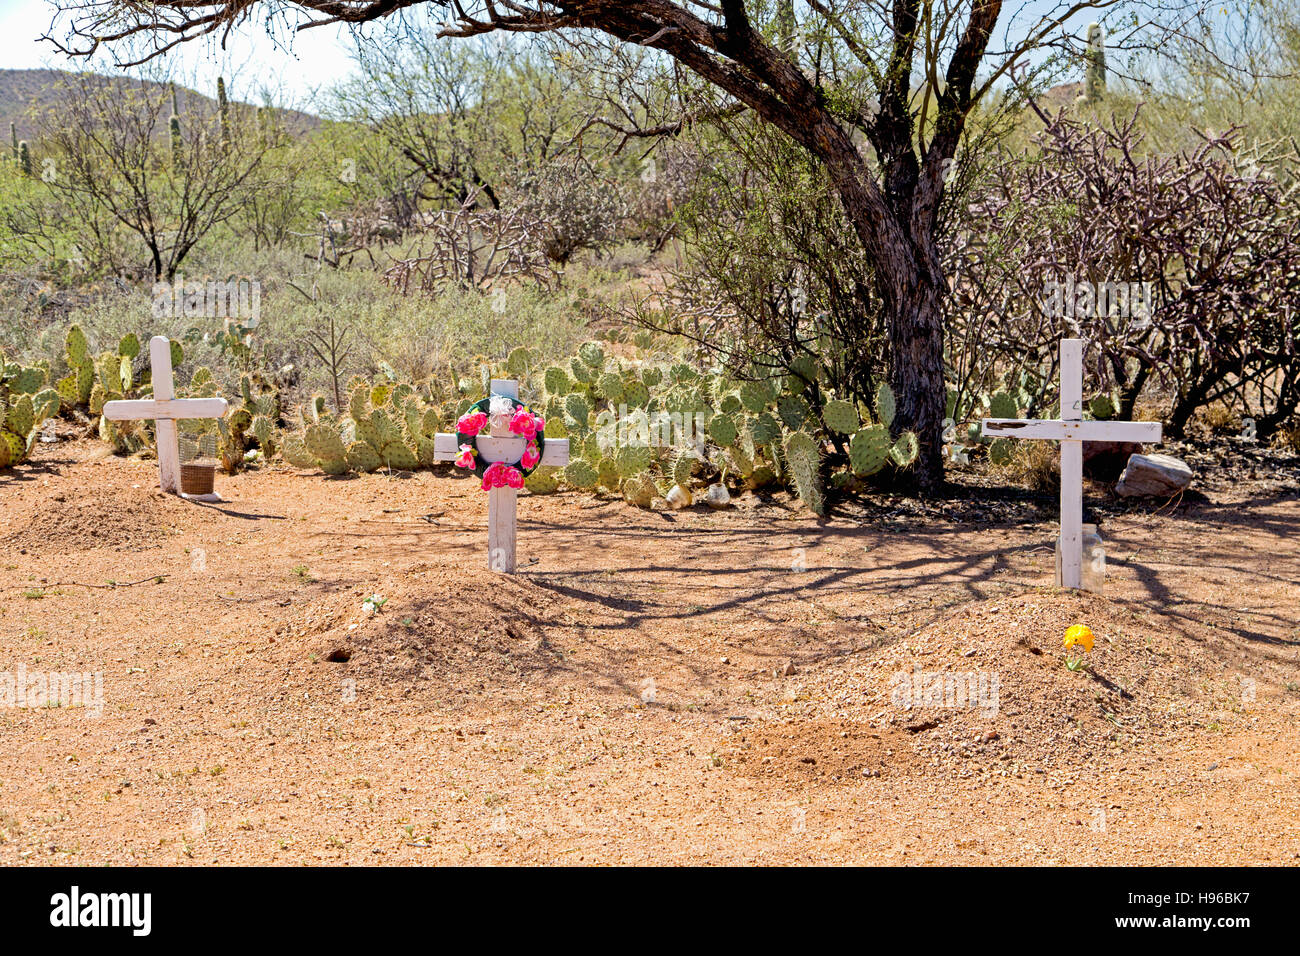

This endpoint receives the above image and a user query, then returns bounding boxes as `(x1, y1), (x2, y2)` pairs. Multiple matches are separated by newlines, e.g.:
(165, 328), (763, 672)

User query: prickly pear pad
(454, 392), (547, 482)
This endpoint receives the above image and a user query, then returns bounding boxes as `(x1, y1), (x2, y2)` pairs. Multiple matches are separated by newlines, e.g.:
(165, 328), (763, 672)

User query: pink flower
(454, 444), (475, 469)
(533, 414), (545, 432)
(457, 410), (488, 435)
(521, 442), (540, 469)
(509, 408), (537, 439)
(478, 460), (524, 491)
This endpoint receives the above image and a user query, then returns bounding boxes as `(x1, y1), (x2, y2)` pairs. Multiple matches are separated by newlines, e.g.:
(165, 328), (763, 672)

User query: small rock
(1116, 453), (1193, 497)
(779, 660), (796, 676)
(704, 483), (731, 509)
(861, 768), (880, 778)
(665, 485), (692, 509)
(979, 730), (999, 744)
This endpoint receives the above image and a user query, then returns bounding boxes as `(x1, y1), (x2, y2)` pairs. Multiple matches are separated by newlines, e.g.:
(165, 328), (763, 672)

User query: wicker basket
(180, 462), (216, 496)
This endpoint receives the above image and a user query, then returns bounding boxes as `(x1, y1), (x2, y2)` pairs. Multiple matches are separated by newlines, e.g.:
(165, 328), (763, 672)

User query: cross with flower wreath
(433, 379), (569, 573)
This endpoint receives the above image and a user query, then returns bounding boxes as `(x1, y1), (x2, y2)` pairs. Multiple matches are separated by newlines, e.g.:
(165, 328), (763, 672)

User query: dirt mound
(280, 562), (574, 692)
(773, 592), (1246, 777)
(3, 483), (201, 553)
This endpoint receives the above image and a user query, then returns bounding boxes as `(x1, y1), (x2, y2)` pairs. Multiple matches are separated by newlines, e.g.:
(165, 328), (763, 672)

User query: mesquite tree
(50, 0), (1223, 489)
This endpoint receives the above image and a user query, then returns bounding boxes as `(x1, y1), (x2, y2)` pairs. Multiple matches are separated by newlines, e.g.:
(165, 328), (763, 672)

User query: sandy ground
(0, 438), (1297, 865)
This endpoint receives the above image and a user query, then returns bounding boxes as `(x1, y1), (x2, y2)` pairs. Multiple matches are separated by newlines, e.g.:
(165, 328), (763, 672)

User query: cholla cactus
(18, 140), (30, 176)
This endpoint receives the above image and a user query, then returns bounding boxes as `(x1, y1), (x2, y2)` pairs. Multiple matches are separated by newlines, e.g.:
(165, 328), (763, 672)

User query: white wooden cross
(433, 378), (569, 573)
(982, 339), (1162, 589)
(102, 335), (229, 495)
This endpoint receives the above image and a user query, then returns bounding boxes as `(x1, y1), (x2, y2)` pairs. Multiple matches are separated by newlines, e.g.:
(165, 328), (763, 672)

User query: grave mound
(283, 563), (572, 691)
(4, 483), (200, 553)
(849, 592), (1237, 771)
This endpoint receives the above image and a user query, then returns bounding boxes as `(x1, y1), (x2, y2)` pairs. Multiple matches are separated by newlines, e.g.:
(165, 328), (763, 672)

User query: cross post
(433, 378), (570, 573)
(102, 335), (228, 495)
(982, 339), (1162, 589)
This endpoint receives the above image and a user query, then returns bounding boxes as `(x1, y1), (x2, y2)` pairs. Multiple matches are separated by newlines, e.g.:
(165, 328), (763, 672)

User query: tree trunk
(883, 258), (947, 493)
(816, 130), (948, 492)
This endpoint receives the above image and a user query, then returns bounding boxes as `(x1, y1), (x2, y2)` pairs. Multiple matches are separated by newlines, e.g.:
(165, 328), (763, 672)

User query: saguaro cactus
(169, 114), (181, 170)
(1077, 22), (1106, 105)
(216, 76), (230, 148)
(9, 121), (16, 160)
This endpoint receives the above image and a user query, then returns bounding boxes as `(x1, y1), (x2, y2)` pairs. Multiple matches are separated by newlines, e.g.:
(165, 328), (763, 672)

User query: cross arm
(103, 397), (229, 421)
(433, 432), (570, 467)
(982, 419), (1163, 443)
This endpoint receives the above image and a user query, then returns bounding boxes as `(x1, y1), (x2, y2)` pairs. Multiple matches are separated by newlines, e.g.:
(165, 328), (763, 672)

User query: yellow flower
(1063, 624), (1094, 652)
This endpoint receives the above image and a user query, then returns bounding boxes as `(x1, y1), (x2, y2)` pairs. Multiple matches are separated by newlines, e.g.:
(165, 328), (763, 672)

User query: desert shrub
(3, 72), (281, 282)
(948, 106), (1300, 440)
(511, 158), (627, 265)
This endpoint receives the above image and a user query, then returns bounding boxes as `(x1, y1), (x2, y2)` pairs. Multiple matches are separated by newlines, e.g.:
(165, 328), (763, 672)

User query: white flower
(488, 394), (514, 431)
(362, 601), (377, 617)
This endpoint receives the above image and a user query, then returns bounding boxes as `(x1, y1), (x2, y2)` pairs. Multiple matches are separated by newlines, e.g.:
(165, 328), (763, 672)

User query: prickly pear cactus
(822, 399), (859, 434)
(988, 438), (1016, 466)
(57, 325), (96, 409)
(621, 473), (656, 508)
(543, 366), (571, 396)
(347, 440), (383, 473)
(563, 458), (599, 490)
(0, 356), (58, 469)
(525, 466), (560, 494)
(1088, 394), (1116, 420)
(578, 341), (605, 370)
(707, 413), (738, 447)
(875, 383), (897, 428)
(849, 424), (893, 476)
(281, 434), (320, 470)
(890, 430), (919, 467)
(987, 391), (1018, 421)
(305, 423), (349, 475)
(783, 430), (824, 515)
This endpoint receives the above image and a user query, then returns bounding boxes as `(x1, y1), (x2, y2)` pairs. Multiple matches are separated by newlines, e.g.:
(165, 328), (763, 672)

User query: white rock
(1115, 453), (1193, 497)
(665, 484), (692, 509)
(704, 483), (731, 509)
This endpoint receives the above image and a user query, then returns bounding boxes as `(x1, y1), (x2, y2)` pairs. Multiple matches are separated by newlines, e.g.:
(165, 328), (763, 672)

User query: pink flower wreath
(452, 393), (546, 491)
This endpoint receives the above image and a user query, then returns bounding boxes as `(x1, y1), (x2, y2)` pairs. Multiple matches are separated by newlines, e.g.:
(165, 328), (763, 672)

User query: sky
(0, 0), (1190, 111)
(0, 0), (361, 109)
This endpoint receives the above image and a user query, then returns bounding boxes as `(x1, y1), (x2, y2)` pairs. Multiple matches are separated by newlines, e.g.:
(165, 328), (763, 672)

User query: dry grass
(994, 439), (1058, 492)
(1199, 401), (1239, 434)
(1272, 422), (1300, 453)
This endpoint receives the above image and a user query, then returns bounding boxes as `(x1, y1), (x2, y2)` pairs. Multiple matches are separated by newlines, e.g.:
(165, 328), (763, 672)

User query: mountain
(0, 68), (321, 145)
